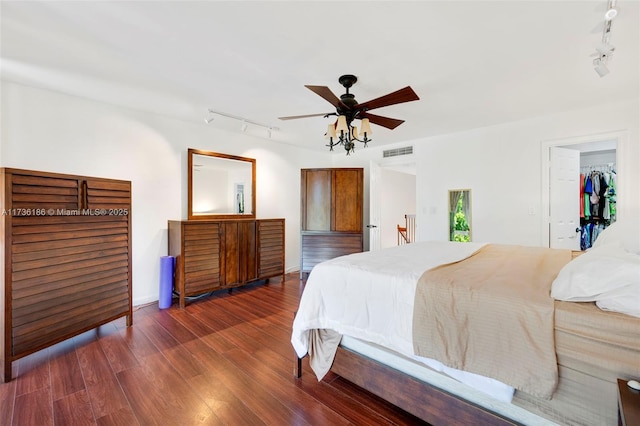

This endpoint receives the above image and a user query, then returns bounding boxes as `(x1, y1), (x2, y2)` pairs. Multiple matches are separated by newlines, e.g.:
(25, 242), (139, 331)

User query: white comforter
(291, 241), (515, 402)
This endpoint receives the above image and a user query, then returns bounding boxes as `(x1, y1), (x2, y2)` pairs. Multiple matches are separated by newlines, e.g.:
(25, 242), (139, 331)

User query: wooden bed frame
(294, 347), (522, 426)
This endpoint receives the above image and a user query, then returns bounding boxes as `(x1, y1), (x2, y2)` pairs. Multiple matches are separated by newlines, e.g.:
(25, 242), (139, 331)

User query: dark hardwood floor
(0, 273), (428, 425)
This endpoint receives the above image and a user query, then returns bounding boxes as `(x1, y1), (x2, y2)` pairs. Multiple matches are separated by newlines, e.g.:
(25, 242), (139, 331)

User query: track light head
(593, 58), (610, 77)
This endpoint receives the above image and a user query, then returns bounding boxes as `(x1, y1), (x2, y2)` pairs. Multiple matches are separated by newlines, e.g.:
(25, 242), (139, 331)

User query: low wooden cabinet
(1, 168), (132, 382)
(168, 218), (284, 308)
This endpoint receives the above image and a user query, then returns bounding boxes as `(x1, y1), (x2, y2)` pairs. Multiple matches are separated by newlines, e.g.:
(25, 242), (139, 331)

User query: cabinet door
(302, 170), (331, 231)
(11, 214), (130, 355)
(183, 223), (222, 295)
(258, 219), (284, 278)
(10, 173), (80, 211)
(85, 179), (131, 211)
(332, 169), (363, 232)
(222, 221), (256, 286)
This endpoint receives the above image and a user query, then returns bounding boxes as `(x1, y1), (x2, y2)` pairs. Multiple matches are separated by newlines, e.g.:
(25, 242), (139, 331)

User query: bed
(291, 224), (640, 426)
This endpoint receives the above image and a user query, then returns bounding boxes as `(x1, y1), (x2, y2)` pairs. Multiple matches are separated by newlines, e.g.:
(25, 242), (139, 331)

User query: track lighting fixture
(604, 1), (617, 21)
(204, 109), (278, 138)
(592, 0), (617, 77)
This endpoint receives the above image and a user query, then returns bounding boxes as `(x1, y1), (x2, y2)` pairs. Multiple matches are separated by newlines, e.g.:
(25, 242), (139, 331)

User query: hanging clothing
(608, 172), (617, 220)
(590, 172), (600, 217)
(580, 173), (585, 218)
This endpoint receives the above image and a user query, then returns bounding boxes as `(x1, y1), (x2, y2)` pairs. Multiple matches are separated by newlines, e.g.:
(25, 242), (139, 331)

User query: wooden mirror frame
(188, 148), (256, 220)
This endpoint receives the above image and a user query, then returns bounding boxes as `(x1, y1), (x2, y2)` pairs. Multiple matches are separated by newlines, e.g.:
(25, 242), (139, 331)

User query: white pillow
(596, 287), (640, 318)
(592, 220), (640, 255)
(551, 243), (640, 302)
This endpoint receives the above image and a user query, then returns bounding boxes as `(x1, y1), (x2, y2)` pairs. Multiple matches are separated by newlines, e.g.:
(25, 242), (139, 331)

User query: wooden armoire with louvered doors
(300, 168), (363, 278)
(1, 168), (132, 382)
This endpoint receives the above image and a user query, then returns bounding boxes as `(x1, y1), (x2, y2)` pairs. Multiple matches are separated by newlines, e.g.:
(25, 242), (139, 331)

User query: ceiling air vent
(383, 146), (413, 158)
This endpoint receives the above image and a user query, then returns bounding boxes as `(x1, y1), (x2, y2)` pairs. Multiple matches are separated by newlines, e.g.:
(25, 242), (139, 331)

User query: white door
(368, 160), (381, 251)
(549, 147), (580, 249)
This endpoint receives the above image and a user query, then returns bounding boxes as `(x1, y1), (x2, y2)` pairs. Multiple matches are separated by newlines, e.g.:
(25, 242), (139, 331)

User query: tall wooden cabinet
(168, 218), (285, 308)
(300, 168), (363, 277)
(1, 168), (132, 382)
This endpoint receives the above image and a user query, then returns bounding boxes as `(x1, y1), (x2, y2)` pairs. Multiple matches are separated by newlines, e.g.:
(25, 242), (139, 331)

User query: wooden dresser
(1, 168), (132, 382)
(168, 218), (285, 308)
(300, 168), (363, 278)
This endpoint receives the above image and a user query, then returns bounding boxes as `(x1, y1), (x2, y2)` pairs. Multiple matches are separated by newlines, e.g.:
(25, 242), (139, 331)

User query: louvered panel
(11, 234), (129, 254)
(184, 247), (217, 259)
(12, 269), (128, 310)
(12, 220), (127, 235)
(12, 193), (78, 204)
(85, 189), (127, 198)
(12, 184), (77, 196)
(13, 247), (126, 272)
(184, 260), (219, 273)
(12, 226), (127, 244)
(88, 197), (130, 205)
(182, 223), (221, 297)
(86, 180), (130, 211)
(258, 219), (284, 278)
(184, 238), (219, 249)
(11, 175), (79, 211)
(184, 265), (221, 278)
(184, 244), (219, 256)
(13, 240), (127, 265)
(12, 252), (128, 282)
(12, 256), (129, 292)
(12, 298), (130, 356)
(184, 230), (220, 240)
(183, 278), (221, 296)
(301, 233), (362, 272)
(12, 174), (78, 188)
(86, 180), (130, 192)
(12, 214), (126, 226)
(13, 280), (128, 327)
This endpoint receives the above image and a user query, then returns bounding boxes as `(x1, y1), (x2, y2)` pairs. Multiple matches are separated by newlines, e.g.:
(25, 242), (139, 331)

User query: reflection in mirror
(188, 149), (256, 219)
(449, 189), (472, 242)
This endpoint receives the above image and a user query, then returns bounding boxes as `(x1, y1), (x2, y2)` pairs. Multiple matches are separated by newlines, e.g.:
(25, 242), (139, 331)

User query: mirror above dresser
(188, 148), (256, 219)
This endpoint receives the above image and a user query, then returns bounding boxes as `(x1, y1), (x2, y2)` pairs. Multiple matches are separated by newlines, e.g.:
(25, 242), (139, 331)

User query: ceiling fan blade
(278, 112), (331, 120)
(360, 112), (405, 130)
(356, 86), (419, 111)
(305, 85), (348, 109)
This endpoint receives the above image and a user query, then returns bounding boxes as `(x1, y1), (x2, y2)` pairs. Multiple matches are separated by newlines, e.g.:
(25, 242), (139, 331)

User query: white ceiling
(2, 1), (638, 153)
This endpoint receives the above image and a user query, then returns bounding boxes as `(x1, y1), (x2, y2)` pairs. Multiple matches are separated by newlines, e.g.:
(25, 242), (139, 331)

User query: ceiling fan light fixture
(279, 74), (419, 155)
(336, 115), (349, 134)
(326, 123), (337, 139)
(360, 118), (372, 138)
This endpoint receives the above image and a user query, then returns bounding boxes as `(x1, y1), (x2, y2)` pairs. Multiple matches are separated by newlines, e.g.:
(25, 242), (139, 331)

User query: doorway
(541, 132), (623, 249)
(368, 157), (416, 250)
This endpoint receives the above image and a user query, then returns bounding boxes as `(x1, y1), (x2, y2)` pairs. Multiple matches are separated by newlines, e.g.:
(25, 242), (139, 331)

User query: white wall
(380, 168), (415, 248)
(413, 99), (639, 246)
(1, 81), (333, 305)
(3, 82), (638, 304)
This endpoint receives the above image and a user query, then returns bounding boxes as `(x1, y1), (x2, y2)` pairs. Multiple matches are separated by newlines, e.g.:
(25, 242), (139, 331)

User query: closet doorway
(542, 132), (622, 250)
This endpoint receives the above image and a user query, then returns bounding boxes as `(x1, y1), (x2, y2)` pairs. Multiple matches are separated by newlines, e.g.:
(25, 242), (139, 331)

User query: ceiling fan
(279, 74), (420, 154)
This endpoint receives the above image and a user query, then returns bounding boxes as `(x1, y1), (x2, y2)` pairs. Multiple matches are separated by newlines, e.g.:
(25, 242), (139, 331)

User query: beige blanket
(412, 244), (571, 399)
